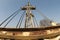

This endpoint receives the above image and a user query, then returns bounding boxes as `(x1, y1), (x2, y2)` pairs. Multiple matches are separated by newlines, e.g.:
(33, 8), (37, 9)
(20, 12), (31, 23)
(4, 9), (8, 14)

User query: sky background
(0, 0), (60, 28)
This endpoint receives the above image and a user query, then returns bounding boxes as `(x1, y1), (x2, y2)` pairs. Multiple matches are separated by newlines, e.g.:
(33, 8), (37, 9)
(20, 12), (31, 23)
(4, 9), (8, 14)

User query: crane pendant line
(16, 11), (25, 28)
(19, 11), (25, 28)
(36, 9), (50, 21)
(0, 9), (21, 26)
(3, 10), (21, 28)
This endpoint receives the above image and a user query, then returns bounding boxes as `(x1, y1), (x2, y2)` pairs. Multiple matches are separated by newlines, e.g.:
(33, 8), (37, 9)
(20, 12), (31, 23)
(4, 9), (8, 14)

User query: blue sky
(0, 0), (60, 28)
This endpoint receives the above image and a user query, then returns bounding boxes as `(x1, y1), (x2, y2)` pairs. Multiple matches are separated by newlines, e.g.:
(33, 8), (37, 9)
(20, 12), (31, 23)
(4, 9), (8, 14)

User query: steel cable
(0, 9), (21, 26)
(33, 17), (39, 27)
(33, 17), (36, 28)
(36, 9), (50, 20)
(16, 11), (25, 28)
(19, 11), (25, 28)
(3, 9), (21, 28)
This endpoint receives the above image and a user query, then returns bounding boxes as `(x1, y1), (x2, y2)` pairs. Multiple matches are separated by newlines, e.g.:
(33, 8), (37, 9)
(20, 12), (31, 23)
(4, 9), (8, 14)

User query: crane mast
(21, 1), (36, 28)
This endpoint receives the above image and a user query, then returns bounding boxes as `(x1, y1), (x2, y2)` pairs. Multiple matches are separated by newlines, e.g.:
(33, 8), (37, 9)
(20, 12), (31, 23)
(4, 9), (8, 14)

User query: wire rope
(33, 17), (39, 27)
(36, 9), (50, 20)
(19, 11), (25, 28)
(0, 9), (21, 26)
(3, 9), (21, 28)
(16, 11), (25, 28)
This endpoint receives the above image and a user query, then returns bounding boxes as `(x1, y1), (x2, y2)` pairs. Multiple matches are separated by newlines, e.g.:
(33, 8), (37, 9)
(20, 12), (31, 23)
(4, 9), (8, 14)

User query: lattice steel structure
(0, 0), (60, 40)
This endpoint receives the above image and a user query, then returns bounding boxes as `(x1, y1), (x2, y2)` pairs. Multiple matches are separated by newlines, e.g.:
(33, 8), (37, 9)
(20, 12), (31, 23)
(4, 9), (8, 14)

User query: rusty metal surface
(0, 26), (60, 31)
(0, 26), (60, 39)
